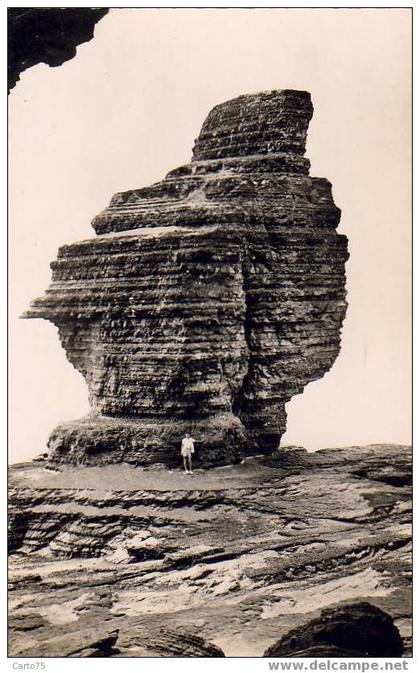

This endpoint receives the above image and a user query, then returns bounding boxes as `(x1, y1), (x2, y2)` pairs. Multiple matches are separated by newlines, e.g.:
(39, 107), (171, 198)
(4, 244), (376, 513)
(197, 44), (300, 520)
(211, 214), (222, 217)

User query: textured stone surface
(263, 602), (404, 658)
(25, 89), (348, 467)
(10, 624), (119, 658)
(116, 628), (225, 657)
(8, 445), (411, 657)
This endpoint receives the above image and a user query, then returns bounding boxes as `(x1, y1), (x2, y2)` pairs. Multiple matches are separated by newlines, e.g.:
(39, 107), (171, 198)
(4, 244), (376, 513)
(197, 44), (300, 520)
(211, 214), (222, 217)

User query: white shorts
(181, 448), (193, 458)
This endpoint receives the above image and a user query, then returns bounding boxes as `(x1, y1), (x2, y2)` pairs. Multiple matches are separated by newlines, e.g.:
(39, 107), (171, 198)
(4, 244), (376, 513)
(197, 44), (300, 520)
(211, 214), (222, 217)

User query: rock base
(47, 413), (253, 467)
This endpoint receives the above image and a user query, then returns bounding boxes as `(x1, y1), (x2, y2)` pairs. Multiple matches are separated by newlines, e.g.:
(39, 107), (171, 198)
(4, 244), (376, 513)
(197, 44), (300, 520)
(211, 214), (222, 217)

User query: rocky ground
(8, 444), (412, 657)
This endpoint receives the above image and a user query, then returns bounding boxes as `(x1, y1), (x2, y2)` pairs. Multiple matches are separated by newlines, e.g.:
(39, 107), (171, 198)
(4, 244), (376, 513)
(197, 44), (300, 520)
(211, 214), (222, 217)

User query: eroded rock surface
(8, 445), (411, 657)
(25, 90), (348, 467)
(10, 626), (119, 658)
(263, 602), (404, 658)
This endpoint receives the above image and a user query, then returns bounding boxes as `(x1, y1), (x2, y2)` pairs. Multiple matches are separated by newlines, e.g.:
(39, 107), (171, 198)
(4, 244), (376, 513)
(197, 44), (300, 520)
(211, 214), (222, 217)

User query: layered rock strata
(8, 445), (412, 657)
(25, 90), (348, 466)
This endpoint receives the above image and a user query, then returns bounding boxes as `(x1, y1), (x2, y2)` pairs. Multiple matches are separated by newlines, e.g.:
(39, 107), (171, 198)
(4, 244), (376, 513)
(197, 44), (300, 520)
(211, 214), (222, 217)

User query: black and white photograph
(7, 3), (413, 664)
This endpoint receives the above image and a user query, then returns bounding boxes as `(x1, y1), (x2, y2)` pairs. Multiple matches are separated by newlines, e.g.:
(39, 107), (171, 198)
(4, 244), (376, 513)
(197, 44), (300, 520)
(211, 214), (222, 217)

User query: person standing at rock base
(181, 433), (195, 474)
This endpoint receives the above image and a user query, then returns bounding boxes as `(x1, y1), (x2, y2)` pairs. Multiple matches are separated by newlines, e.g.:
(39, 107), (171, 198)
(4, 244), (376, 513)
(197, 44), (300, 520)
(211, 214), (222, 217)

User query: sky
(8, 8), (412, 463)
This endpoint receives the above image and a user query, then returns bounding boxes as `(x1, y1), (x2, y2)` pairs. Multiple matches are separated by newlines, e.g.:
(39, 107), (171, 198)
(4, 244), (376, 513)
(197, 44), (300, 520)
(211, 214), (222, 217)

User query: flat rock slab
(9, 457), (288, 491)
(8, 444), (412, 657)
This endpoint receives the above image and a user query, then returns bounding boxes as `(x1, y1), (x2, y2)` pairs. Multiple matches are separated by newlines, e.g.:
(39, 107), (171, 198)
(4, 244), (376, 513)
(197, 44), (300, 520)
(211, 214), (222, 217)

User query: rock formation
(25, 90), (348, 467)
(116, 629), (225, 657)
(8, 445), (412, 657)
(263, 602), (404, 658)
(8, 8), (109, 92)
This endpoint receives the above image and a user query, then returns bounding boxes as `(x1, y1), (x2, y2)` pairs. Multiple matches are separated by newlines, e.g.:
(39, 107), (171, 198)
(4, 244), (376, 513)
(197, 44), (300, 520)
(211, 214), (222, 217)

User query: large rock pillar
(25, 90), (348, 467)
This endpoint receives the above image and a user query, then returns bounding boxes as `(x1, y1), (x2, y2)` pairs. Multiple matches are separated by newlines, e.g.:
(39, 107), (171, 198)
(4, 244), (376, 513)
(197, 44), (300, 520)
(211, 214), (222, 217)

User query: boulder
(263, 602), (404, 658)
